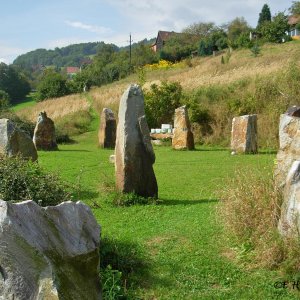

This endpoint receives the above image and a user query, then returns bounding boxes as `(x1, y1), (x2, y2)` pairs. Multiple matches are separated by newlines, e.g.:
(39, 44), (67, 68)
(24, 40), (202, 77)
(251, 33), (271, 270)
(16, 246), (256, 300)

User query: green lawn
(11, 95), (36, 112)
(37, 127), (299, 299)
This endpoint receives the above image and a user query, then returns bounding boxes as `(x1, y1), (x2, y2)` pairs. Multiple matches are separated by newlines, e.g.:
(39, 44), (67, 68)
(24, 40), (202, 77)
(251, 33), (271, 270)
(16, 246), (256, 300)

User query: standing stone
(33, 111), (58, 151)
(278, 161), (300, 236)
(172, 105), (194, 150)
(230, 114), (257, 154)
(115, 84), (158, 198)
(0, 200), (101, 300)
(0, 118), (37, 161)
(275, 110), (300, 188)
(98, 108), (116, 148)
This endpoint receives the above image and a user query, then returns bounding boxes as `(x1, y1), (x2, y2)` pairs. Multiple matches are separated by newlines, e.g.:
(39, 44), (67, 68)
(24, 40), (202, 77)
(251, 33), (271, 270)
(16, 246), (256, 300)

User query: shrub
(112, 192), (158, 207)
(0, 156), (71, 206)
(0, 90), (10, 109)
(144, 81), (182, 129)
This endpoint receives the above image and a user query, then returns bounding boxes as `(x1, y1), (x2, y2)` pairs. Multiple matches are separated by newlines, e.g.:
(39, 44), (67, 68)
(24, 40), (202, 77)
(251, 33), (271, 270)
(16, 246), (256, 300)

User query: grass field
(36, 119), (299, 299)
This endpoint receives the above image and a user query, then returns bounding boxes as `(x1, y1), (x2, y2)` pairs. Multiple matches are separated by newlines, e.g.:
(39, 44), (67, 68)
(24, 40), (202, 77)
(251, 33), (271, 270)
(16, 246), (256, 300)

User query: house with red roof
(66, 67), (80, 78)
(150, 31), (177, 52)
(288, 15), (300, 40)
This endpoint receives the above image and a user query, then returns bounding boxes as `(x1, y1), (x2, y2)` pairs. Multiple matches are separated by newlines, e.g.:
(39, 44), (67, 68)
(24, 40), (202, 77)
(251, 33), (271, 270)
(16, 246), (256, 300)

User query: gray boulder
(0, 118), (37, 161)
(230, 114), (257, 154)
(0, 200), (101, 300)
(278, 161), (300, 236)
(98, 108), (116, 148)
(275, 113), (300, 188)
(33, 111), (58, 151)
(115, 84), (158, 198)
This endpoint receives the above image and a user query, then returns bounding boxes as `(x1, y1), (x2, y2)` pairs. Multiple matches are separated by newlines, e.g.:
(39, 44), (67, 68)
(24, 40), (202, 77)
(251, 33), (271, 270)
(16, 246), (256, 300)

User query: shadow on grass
(75, 190), (99, 201)
(158, 198), (219, 206)
(100, 236), (173, 296)
(258, 150), (277, 155)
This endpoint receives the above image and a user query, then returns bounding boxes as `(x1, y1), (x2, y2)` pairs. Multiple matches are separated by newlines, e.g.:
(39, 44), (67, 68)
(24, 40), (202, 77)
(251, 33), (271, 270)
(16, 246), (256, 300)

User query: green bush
(35, 70), (70, 101)
(112, 192), (158, 207)
(0, 157), (71, 206)
(0, 90), (10, 109)
(144, 81), (182, 128)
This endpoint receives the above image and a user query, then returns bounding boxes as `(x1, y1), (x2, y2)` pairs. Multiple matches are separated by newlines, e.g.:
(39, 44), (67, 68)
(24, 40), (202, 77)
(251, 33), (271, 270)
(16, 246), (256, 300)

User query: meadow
(14, 40), (300, 299)
(36, 120), (299, 299)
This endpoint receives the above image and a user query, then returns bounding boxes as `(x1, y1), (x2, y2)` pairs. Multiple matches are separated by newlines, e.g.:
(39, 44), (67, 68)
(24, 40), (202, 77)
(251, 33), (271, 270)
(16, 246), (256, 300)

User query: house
(288, 15), (300, 40)
(150, 31), (177, 52)
(66, 66), (80, 78)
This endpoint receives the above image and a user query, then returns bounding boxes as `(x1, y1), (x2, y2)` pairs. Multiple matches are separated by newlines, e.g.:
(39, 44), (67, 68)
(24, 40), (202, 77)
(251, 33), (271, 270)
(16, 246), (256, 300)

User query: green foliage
(136, 67), (147, 87)
(0, 90), (10, 110)
(144, 81), (182, 128)
(251, 43), (261, 57)
(35, 70), (70, 101)
(0, 63), (30, 102)
(226, 17), (252, 49)
(289, 1), (300, 15)
(257, 4), (272, 28)
(259, 12), (290, 43)
(100, 265), (124, 300)
(159, 33), (199, 62)
(112, 192), (158, 207)
(0, 156), (71, 206)
(182, 22), (216, 37)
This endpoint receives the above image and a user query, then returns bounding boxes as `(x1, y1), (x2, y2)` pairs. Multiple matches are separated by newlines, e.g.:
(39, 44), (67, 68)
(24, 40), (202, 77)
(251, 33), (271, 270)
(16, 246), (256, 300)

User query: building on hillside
(150, 31), (177, 52)
(288, 15), (300, 39)
(66, 66), (80, 79)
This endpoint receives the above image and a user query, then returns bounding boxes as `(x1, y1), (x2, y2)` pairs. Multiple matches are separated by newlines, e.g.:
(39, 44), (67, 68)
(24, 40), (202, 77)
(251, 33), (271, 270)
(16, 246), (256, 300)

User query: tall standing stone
(115, 84), (158, 198)
(0, 200), (101, 300)
(275, 108), (300, 188)
(172, 105), (194, 150)
(98, 108), (116, 148)
(0, 118), (37, 161)
(231, 114), (258, 154)
(33, 111), (58, 150)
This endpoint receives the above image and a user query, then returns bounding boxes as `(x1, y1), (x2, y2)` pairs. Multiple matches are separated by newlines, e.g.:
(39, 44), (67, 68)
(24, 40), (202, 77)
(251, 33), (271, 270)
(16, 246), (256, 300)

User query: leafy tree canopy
(289, 1), (300, 15)
(257, 4), (272, 28)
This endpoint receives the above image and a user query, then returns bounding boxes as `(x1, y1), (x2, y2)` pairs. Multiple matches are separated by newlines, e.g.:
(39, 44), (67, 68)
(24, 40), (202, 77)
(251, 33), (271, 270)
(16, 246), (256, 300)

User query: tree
(0, 63), (30, 102)
(182, 22), (216, 37)
(259, 12), (289, 43)
(289, 1), (300, 15)
(257, 4), (272, 28)
(35, 70), (69, 101)
(0, 90), (10, 109)
(226, 17), (252, 48)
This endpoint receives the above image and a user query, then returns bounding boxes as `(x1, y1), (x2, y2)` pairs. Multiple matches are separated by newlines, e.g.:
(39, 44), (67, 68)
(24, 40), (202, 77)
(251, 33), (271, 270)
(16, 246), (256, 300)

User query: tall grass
(218, 167), (300, 273)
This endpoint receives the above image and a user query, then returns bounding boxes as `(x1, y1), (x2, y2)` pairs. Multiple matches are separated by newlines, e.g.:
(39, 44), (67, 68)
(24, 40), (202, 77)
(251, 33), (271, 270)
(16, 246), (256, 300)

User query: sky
(0, 0), (295, 64)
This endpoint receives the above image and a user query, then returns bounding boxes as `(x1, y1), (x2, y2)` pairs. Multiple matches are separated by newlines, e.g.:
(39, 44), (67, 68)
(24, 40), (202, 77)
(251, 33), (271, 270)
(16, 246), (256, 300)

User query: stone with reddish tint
(172, 106), (194, 150)
(230, 114), (257, 154)
(33, 111), (58, 151)
(286, 106), (300, 118)
(115, 84), (158, 198)
(98, 108), (116, 148)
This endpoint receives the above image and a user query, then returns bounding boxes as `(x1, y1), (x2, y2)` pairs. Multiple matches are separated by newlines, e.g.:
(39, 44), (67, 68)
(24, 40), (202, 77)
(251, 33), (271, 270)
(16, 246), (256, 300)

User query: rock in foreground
(115, 84), (158, 198)
(0, 200), (101, 300)
(0, 118), (37, 161)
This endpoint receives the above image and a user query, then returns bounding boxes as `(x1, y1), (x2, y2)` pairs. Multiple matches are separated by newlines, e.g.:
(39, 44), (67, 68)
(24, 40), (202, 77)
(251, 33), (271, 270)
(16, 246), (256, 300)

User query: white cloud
(0, 44), (29, 64)
(65, 21), (113, 35)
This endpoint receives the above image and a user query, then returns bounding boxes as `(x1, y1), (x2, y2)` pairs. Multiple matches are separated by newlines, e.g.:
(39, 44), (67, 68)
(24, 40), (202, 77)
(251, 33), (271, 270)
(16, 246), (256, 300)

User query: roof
(288, 15), (300, 25)
(152, 31), (177, 46)
(66, 67), (80, 74)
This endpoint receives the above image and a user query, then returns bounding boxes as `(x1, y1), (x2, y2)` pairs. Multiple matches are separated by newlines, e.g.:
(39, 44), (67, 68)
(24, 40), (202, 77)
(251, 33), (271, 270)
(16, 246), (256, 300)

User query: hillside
(17, 40), (300, 148)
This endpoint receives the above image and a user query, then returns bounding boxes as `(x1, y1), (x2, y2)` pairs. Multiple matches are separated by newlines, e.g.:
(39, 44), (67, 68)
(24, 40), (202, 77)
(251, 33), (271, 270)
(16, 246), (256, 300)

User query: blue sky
(0, 0), (295, 63)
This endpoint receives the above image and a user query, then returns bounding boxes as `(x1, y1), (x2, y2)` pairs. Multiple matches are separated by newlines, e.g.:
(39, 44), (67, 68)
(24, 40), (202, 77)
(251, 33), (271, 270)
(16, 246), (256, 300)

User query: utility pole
(129, 33), (132, 72)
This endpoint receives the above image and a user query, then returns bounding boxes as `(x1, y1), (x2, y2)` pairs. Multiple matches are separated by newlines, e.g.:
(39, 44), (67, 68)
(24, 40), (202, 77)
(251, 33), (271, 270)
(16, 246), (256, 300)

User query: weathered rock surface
(0, 118), (38, 161)
(286, 105), (300, 117)
(115, 84), (158, 198)
(172, 106), (194, 150)
(230, 114), (257, 154)
(278, 161), (300, 236)
(33, 112), (58, 151)
(109, 154), (115, 164)
(274, 113), (300, 188)
(0, 200), (101, 300)
(98, 108), (116, 148)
